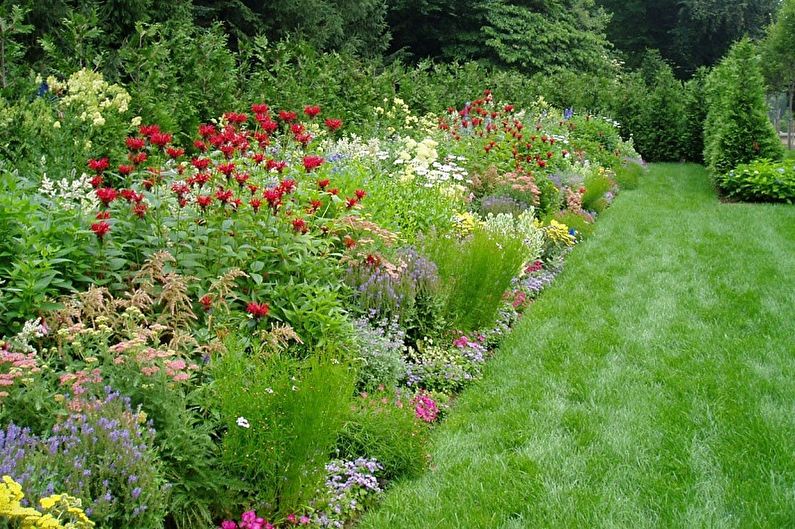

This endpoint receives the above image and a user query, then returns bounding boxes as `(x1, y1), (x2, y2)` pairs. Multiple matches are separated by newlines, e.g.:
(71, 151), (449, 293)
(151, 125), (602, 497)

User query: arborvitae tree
(681, 67), (710, 163)
(613, 51), (686, 162)
(704, 38), (784, 173)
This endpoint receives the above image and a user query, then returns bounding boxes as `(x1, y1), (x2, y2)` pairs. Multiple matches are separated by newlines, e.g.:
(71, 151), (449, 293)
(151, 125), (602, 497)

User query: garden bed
(0, 82), (638, 529)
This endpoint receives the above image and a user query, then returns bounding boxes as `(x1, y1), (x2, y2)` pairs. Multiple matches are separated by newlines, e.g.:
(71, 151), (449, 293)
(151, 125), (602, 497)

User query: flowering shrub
(0, 387), (166, 529)
(404, 338), (486, 393)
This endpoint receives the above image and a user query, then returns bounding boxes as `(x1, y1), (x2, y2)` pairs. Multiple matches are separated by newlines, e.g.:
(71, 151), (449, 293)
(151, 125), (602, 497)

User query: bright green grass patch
(357, 164), (795, 529)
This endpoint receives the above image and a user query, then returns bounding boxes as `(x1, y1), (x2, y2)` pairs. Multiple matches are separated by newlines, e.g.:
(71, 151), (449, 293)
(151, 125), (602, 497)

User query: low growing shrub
(716, 159), (795, 203)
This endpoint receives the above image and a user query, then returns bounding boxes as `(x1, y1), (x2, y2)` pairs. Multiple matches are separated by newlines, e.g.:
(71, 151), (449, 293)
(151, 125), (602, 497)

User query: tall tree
(597, 0), (780, 75)
(388, 0), (613, 75)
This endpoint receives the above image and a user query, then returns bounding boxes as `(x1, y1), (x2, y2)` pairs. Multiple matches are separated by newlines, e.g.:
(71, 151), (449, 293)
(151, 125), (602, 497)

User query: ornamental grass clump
(212, 343), (355, 516)
(426, 226), (526, 331)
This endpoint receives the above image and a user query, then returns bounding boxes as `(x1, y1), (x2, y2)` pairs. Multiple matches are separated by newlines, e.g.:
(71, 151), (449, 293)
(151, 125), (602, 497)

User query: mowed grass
(358, 164), (795, 529)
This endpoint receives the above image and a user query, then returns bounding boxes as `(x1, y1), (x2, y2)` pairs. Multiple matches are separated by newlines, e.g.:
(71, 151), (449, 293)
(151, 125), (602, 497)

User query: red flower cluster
(88, 158), (110, 173)
(324, 118), (342, 132)
(125, 137), (146, 151)
(303, 155), (324, 172)
(304, 105), (321, 118)
(96, 187), (118, 206)
(246, 302), (270, 319)
(91, 221), (111, 240)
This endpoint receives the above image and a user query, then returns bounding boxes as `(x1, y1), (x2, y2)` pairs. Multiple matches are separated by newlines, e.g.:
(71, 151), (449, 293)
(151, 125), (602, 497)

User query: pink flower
(220, 521), (238, 529)
(412, 391), (439, 423)
(299, 516), (311, 525)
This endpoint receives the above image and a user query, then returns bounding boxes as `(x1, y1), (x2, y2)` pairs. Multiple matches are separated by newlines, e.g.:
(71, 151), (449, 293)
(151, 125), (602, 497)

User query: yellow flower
(39, 494), (62, 510)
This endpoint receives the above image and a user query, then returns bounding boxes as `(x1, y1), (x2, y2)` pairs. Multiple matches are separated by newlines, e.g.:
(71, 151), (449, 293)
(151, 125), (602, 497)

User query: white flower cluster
(422, 156), (469, 188)
(393, 137), (439, 182)
(323, 135), (390, 161)
(482, 210), (545, 261)
(40, 171), (99, 213)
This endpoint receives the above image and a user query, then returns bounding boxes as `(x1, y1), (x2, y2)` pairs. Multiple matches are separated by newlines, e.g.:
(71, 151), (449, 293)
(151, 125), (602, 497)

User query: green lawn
(358, 164), (795, 529)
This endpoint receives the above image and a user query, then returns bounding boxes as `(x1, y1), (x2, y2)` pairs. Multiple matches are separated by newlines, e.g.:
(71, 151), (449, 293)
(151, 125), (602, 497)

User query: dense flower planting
(0, 87), (638, 528)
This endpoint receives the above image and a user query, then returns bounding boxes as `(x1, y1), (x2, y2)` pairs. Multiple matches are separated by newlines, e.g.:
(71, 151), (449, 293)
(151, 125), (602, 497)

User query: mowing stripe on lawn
(357, 164), (795, 529)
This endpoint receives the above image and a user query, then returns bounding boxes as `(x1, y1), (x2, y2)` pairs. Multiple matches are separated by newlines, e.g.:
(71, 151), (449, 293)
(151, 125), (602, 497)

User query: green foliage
(581, 171), (613, 213)
(478, 1), (613, 75)
(716, 158), (795, 202)
(704, 39), (784, 173)
(681, 67), (709, 162)
(212, 345), (355, 515)
(106, 363), (228, 529)
(336, 391), (427, 481)
(119, 18), (240, 134)
(352, 318), (406, 392)
(598, 0), (780, 75)
(0, 4), (33, 96)
(614, 159), (644, 190)
(426, 227), (526, 331)
(554, 210), (595, 239)
(0, 171), (95, 335)
(389, 0), (613, 76)
(614, 53), (686, 162)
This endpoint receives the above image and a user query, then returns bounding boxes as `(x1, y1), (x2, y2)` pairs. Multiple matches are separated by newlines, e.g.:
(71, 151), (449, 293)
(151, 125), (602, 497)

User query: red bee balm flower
(292, 218), (308, 234)
(96, 187), (118, 206)
(324, 118), (342, 132)
(198, 124), (216, 138)
(355, 189), (366, 200)
(304, 105), (321, 118)
(214, 188), (233, 204)
(199, 295), (213, 312)
(96, 211), (111, 220)
(132, 202), (148, 218)
(317, 179), (330, 190)
(251, 103), (269, 114)
(91, 221), (111, 240)
(118, 164), (134, 176)
(217, 162), (236, 177)
(303, 155), (324, 172)
(192, 158), (211, 171)
(125, 137), (146, 151)
(166, 147), (185, 159)
(139, 124), (160, 137)
(278, 110), (297, 122)
(89, 175), (104, 189)
(88, 158), (110, 173)
(130, 152), (148, 165)
(250, 198), (262, 212)
(196, 195), (213, 210)
(150, 132), (172, 148)
(246, 302), (270, 319)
